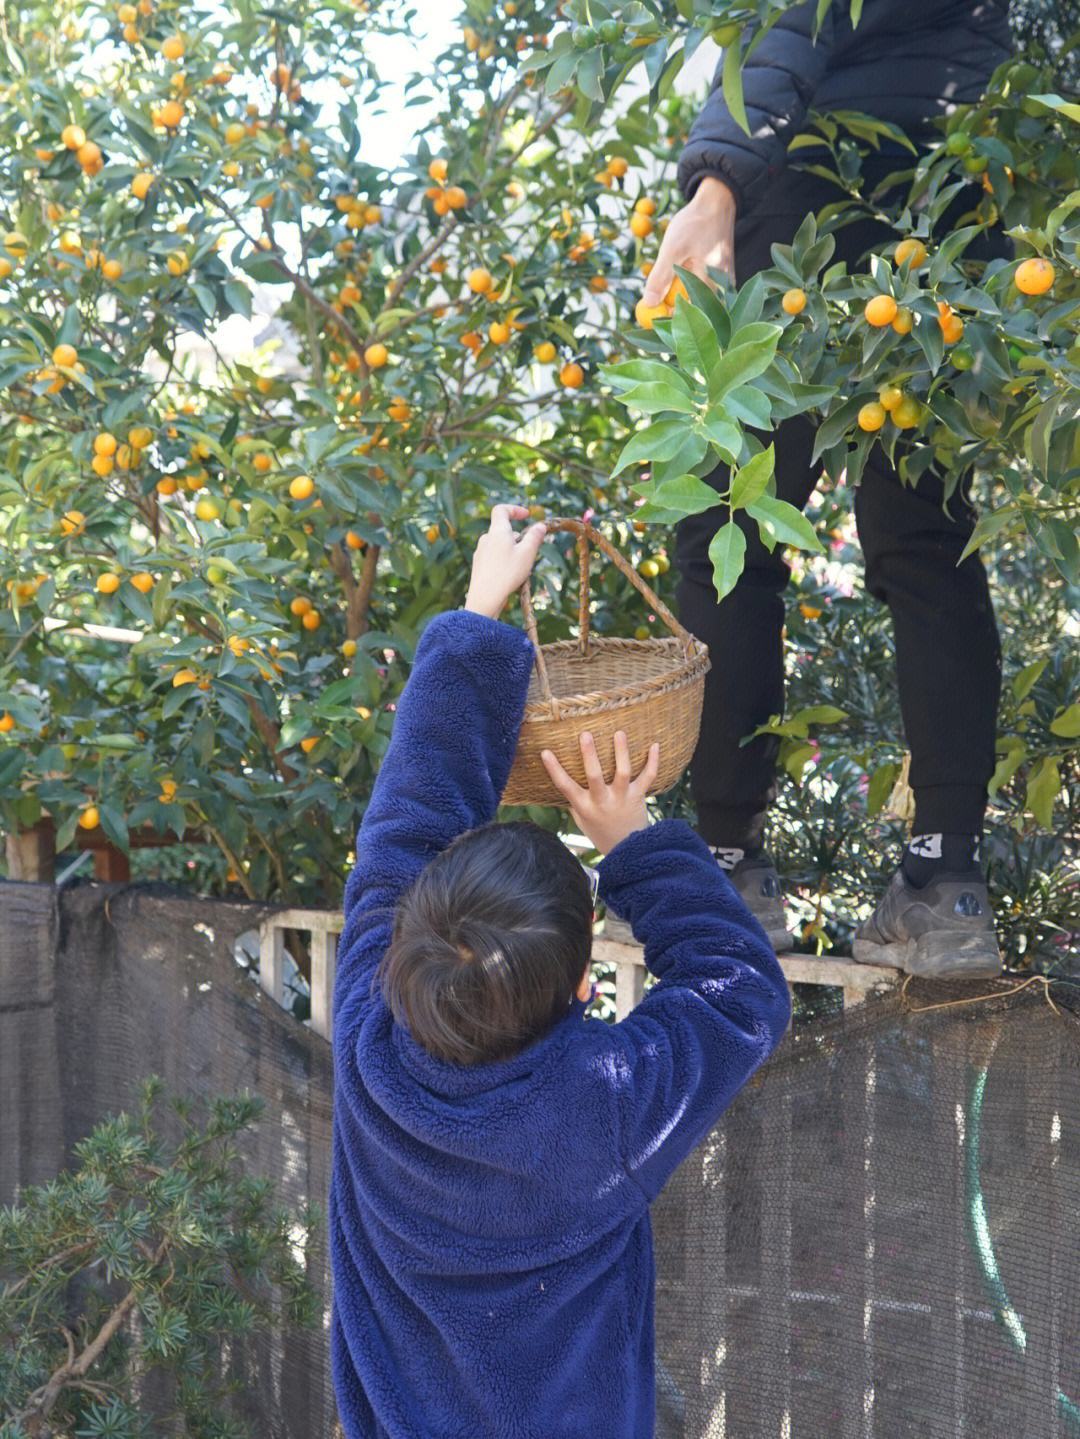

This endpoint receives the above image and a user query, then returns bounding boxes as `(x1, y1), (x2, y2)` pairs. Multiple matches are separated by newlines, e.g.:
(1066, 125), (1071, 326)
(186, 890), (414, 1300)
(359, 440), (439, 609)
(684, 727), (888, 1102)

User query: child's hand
(464, 504), (547, 620)
(541, 730), (660, 856)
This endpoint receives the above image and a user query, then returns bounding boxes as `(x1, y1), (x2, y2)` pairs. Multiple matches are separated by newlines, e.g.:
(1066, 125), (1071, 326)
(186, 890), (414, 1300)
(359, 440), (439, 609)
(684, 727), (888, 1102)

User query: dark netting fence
(2, 879), (1078, 1438)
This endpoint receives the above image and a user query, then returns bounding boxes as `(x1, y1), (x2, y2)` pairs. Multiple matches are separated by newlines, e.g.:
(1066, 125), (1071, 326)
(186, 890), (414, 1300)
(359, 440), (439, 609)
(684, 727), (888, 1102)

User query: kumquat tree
(1, 0), (1077, 965)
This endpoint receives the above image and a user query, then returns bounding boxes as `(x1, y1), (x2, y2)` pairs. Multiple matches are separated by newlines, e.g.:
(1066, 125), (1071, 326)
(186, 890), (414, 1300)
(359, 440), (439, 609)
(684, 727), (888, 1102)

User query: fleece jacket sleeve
(333, 608), (536, 1029)
(677, 2), (837, 211)
(598, 819), (792, 1202)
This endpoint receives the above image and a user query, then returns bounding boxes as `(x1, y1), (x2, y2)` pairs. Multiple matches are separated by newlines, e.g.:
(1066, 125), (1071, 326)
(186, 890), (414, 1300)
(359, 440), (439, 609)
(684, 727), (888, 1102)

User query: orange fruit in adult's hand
(1015, 257), (1055, 296)
(467, 267), (493, 293)
(858, 401), (887, 432)
(78, 805), (100, 830)
(364, 342), (388, 368)
(894, 238), (928, 269)
(864, 294), (898, 327)
(782, 287), (807, 315)
(635, 297), (670, 329)
(664, 275), (689, 306)
(61, 123), (86, 150)
(560, 361), (585, 388)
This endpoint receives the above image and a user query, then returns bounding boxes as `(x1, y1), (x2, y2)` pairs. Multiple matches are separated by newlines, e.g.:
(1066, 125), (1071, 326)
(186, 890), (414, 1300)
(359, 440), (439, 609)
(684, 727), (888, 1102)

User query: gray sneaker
(853, 868), (1002, 978)
(727, 855), (791, 953)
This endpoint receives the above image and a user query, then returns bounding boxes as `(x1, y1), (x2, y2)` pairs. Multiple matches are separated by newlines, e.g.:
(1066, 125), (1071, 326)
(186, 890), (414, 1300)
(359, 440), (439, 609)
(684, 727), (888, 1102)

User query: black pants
(675, 157), (1003, 850)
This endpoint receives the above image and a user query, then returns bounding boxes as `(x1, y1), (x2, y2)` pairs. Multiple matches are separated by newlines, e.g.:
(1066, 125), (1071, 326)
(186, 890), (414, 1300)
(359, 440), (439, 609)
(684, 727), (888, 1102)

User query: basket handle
(517, 516), (697, 705)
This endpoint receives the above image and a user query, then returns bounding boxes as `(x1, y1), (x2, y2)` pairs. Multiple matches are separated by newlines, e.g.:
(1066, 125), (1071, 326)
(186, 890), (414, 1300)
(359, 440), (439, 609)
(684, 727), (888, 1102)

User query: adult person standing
(640, 0), (1013, 978)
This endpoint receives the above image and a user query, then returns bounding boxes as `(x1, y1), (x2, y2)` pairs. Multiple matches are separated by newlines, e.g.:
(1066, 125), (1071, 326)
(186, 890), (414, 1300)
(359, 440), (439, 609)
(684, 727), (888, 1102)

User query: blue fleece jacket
(330, 609), (791, 1439)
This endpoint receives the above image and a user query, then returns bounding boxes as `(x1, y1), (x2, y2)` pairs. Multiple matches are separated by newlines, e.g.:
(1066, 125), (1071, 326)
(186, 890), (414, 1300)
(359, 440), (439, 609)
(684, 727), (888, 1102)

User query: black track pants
(674, 157), (1003, 849)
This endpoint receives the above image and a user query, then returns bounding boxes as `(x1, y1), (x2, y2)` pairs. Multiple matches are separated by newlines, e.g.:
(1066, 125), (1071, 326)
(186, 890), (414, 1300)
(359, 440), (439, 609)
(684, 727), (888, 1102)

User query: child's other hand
(541, 730), (660, 856)
(464, 504), (547, 620)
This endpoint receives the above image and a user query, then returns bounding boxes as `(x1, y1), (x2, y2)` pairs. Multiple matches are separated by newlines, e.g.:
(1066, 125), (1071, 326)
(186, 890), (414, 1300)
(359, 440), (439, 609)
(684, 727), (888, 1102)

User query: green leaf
(577, 49), (604, 102)
(730, 446), (775, 509)
(721, 38), (750, 137)
(1049, 703), (1080, 739)
(647, 474), (722, 517)
(867, 760), (900, 816)
(224, 280), (253, 318)
(90, 734), (140, 751)
(959, 507), (1015, 562)
(746, 495), (824, 553)
(708, 336), (779, 404)
(1013, 657), (1048, 701)
(1027, 93), (1080, 126)
(795, 705), (847, 726)
(671, 301), (722, 379)
(97, 802), (130, 853)
(811, 395), (866, 464)
(613, 417), (694, 473)
(783, 741), (817, 782)
(701, 414), (742, 461)
(708, 520), (746, 600)
(616, 381), (696, 415)
(989, 738), (1026, 797)
(1025, 756), (1061, 829)
(602, 359), (687, 391)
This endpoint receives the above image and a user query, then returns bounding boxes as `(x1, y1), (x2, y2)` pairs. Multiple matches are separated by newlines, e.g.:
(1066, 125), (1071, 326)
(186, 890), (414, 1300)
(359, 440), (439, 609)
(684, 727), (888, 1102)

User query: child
(330, 504), (792, 1438)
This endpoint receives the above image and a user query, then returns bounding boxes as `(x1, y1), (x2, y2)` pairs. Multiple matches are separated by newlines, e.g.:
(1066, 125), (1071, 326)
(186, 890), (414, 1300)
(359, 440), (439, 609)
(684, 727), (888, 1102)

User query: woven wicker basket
(502, 517), (710, 808)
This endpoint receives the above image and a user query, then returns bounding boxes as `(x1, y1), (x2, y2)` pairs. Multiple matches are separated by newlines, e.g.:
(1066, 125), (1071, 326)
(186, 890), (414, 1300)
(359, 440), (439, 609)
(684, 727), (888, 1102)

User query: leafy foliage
(0, 1079), (317, 1437)
(0, 0), (1075, 966)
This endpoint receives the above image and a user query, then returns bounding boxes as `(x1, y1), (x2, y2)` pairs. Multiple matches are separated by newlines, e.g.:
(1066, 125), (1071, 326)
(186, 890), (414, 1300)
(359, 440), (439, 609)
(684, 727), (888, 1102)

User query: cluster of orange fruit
(593, 154), (629, 189)
(60, 123), (103, 175)
(37, 342), (86, 394)
(334, 191), (382, 232)
(857, 385), (924, 433)
(114, 0), (154, 45)
(89, 425), (154, 477)
(424, 158), (468, 217)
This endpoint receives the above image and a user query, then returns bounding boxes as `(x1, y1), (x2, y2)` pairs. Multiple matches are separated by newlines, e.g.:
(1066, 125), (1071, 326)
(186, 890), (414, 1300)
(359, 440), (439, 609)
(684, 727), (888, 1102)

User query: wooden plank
(5, 824), (56, 882)
(258, 920), (286, 1006)
(92, 845), (130, 882)
(309, 924), (338, 1041)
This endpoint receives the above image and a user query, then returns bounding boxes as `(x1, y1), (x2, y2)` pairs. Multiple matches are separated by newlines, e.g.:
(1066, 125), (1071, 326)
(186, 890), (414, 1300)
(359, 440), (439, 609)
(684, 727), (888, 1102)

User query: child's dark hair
(378, 821), (593, 1066)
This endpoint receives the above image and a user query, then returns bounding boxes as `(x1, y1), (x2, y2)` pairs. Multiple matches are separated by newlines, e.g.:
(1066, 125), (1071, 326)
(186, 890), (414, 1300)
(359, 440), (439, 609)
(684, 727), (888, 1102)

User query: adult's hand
(640, 175), (738, 309)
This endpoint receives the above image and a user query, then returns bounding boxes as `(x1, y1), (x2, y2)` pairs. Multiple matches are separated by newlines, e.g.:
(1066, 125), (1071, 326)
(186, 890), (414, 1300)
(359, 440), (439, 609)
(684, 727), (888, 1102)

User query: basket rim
(521, 634), (710, 722)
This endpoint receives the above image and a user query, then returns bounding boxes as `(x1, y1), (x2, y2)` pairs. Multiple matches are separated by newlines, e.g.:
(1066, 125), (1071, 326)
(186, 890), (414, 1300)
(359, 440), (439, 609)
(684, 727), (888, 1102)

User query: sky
(352, 11), (462, 168)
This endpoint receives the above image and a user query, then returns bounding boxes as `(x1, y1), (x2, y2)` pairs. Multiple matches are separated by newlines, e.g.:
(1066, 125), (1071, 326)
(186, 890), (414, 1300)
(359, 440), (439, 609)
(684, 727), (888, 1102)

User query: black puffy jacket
(678, 0), (1013, 212)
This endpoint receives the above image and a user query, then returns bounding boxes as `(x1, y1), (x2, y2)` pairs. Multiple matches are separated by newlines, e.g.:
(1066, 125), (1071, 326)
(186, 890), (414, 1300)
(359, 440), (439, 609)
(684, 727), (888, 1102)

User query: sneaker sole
(852, 930), (1002, 979)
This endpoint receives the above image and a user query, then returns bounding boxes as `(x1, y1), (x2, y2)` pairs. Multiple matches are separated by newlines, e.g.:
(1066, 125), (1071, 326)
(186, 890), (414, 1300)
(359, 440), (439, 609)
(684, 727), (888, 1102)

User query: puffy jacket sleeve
(678, 1), (837, 212)
(598, 819), (791, 1202)
(333, 609), (536, 1032)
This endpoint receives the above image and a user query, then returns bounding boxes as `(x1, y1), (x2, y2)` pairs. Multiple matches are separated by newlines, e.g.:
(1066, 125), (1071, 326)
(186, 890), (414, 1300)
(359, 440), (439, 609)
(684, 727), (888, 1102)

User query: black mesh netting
(2, 879), (1079, 1439)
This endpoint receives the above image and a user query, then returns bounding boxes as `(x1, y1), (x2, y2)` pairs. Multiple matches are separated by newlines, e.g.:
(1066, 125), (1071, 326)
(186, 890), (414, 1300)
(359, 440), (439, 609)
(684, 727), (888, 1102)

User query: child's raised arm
(544, 733), (792, 1201)
(335, 506), (546, 1028)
